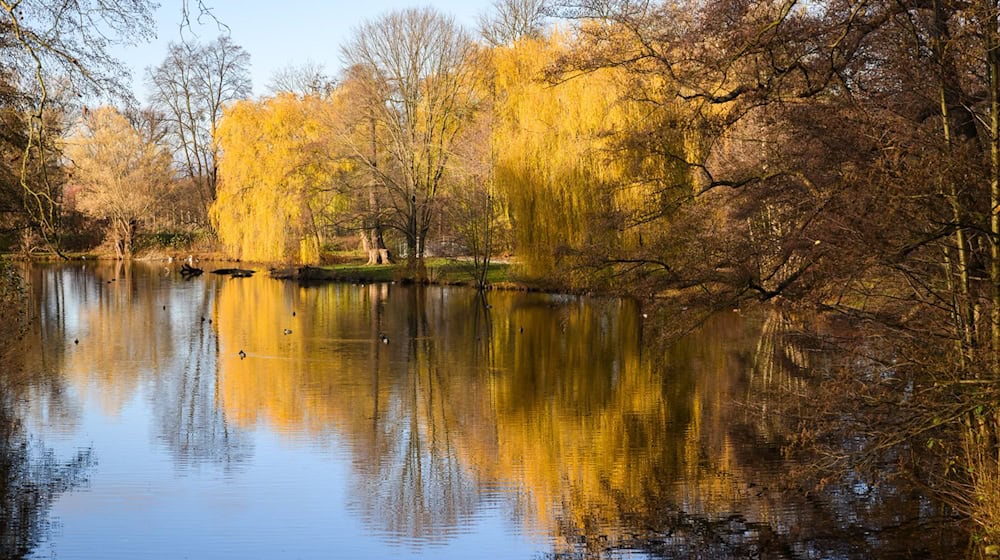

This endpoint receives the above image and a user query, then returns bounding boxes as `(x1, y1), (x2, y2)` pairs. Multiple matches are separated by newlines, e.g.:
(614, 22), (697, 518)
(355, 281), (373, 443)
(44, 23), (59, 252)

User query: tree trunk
(362, 114), (390, 266)
(476, 194), (495, 290)
(123, 219), (136, 260)
(406, 232), (418, 276)
(935, 49), (975, 361)
(989, 1), (1000, 374)
(113, 231), (123, 260)
(360, 228), (376, 265)
(406, 193), (421, 277)
(362, 228), (378, 265)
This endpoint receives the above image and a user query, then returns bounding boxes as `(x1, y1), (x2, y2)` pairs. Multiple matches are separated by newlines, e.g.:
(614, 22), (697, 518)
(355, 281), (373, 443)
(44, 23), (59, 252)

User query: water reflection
(21, 262), (252, 469)
(0, 262), (968, 558)
(0, 318), (91, 558)
(211, 274), (963, 557)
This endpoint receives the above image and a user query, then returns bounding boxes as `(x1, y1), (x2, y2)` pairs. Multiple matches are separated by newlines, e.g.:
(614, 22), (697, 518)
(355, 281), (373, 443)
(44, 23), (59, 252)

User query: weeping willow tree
(211, 94), (349, 264)
(492, 30), (691, 286)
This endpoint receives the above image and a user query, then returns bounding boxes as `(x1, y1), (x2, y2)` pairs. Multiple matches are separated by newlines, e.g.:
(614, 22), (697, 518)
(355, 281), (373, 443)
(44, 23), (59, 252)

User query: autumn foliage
(211, 94), (348, 264)
(4, 0), (1000, 542)
(66, 107), (172, 259)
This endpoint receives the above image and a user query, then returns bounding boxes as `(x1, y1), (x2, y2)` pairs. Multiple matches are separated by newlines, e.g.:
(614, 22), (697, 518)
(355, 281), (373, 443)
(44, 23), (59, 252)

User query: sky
(113, 0), (494, 101)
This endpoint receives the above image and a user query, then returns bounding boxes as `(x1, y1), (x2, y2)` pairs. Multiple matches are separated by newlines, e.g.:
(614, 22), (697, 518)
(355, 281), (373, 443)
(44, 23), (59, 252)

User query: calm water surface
(0, 262), (966, 559)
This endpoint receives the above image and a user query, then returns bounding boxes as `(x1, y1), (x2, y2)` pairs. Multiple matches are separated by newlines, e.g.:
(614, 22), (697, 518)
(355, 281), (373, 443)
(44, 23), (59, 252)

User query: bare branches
(478, 0), (550, 46)
(266, 61), (334, 97)
(1, 0), (155, 100)
(147, 35), (251, 220)
(341, 7), (479, 272)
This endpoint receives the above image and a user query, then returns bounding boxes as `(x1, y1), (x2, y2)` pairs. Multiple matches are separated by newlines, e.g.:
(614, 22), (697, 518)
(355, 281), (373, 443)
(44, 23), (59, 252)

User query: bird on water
(379, 333), (389, 344)
(238, 350), (246, 359)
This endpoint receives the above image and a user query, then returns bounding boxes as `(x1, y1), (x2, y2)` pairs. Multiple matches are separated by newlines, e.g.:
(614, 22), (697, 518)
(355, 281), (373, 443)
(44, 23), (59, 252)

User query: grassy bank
(273, 258), (517, 287)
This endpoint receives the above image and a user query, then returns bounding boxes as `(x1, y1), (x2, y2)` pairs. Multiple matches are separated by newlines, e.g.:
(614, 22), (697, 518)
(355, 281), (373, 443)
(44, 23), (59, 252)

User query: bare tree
(444, 87), (509, 289)
(341, 7), (479, 276)
(147, 36), (251, 223)
(330, 64), (392, 265)
(479, 0), (549, 46)
(66, 106), (172, 259)
(266, 61), (334, 97)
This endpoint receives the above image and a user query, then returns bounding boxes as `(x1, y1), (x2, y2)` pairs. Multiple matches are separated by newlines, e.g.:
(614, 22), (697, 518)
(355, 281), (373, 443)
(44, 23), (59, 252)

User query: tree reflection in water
(26, 262), (253, 470)
(212, 275), (966, 558)
(0, 341), (91, 558)
(4, 262), (970, 559)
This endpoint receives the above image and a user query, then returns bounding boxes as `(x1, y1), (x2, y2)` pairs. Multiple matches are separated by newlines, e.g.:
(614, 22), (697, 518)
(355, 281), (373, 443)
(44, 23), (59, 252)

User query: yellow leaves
(211, 94), (349, 263)
(65, 106), (171, 224)
(492, 33), (683, 281)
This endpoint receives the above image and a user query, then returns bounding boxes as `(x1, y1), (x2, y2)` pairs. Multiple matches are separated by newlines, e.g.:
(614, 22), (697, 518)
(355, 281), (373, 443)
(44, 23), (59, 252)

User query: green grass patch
(313, 258), (515, 286)
(319, 263), (398, 282)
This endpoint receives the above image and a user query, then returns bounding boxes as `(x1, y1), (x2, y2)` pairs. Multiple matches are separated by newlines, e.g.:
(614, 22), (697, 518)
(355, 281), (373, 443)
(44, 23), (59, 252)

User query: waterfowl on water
(379, 333), (389, 344)
(238, 350), (246, 359)
(283, 328), (292, 335)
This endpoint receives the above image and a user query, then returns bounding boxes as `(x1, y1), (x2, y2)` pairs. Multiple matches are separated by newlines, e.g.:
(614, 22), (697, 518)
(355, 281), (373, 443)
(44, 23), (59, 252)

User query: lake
(0, 261), (966, 558)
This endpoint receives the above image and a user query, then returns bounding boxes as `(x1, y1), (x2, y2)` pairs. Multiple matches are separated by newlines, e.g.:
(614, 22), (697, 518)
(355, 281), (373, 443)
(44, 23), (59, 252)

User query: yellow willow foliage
(491, 32), (688, 281)
(211, 94), (349, 263)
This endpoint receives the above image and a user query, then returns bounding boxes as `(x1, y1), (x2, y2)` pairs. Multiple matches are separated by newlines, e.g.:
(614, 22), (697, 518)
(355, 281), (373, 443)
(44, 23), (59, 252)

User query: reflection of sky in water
(32, 389), (536, 557)
(42, 394), (531, 559)
(18, 263), (547, 559)
(8, 261), (966, 560)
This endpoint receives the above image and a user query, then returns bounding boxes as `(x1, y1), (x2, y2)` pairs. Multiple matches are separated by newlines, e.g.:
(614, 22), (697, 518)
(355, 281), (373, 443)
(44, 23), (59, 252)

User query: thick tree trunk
(113, 233), (123, 260)
(406, 233), (418, 276)
(362, 226), (391, 265)
(362, 227), (378, 265)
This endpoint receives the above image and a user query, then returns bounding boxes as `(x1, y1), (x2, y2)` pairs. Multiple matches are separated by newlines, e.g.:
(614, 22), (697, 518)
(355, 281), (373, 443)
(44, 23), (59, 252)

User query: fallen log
(180, 263), (203, 277)
(270, 266), (338, 281)
(211, 268), (255, 277)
